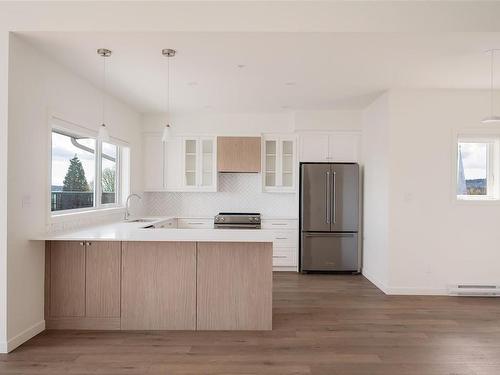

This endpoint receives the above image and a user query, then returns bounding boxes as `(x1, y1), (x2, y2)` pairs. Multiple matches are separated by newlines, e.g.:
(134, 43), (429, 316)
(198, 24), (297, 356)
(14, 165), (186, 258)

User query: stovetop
(218, 212), (260, 216)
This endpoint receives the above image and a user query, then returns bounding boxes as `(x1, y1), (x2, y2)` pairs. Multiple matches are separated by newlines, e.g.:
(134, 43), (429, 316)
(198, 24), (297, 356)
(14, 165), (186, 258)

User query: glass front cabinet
(182, 137), (217, 191)
(262, 135), (297, 193)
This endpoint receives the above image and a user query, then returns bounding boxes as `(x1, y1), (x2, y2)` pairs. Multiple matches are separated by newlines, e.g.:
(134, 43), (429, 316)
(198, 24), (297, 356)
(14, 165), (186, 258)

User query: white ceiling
(17, 31), (500, 113)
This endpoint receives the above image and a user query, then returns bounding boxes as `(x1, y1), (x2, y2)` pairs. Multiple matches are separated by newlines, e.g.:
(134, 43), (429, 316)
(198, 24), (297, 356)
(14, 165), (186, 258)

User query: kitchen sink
(124, 218), (156, 223)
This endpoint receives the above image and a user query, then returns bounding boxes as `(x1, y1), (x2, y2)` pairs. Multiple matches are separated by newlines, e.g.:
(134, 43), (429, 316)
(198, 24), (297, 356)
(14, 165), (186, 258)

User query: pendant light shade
(162, 48), (176, 142)
(482, 49), (500, 124)
(98, 123), (110, 142)
(161, 124), (171, 142)
(97, 48), (112, 139)
(481, 115), (500, 124)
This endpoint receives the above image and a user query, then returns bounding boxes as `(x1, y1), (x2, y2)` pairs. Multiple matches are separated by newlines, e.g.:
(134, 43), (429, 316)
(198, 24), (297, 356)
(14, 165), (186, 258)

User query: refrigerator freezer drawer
(301, 232), (358, 271)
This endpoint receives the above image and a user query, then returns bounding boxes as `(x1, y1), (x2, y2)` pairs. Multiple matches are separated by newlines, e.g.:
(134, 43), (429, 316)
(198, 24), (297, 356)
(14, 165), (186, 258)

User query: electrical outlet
(21, 194), (31, 208)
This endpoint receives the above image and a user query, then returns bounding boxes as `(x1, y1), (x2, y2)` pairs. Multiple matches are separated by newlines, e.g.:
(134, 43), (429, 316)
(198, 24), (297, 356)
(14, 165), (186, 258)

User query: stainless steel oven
(214, 213), (261, 229)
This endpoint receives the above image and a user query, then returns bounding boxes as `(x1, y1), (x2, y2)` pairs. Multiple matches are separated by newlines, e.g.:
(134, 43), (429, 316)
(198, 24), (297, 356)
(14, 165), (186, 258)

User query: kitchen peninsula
(37, 218), (273, 331)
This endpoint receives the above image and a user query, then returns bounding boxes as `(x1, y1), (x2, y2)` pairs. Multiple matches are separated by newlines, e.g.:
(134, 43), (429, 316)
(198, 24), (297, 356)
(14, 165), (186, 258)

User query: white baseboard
(362, 271), (448, 295)
(362, 270), (388, 294)
(0, 341), (6, 354)
(2, 320), (45, 353)
(384, 286), (448, 295)
(273, 266), (297, 272)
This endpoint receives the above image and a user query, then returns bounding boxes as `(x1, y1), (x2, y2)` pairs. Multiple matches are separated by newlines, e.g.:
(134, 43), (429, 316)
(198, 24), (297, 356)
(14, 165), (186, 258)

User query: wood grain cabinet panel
(121, 241), (197, 330)
(217, 137), (261, 173)
(49, 241), (86, 318)
(85, 241), (121, 318)
(197, 242), (273, 330)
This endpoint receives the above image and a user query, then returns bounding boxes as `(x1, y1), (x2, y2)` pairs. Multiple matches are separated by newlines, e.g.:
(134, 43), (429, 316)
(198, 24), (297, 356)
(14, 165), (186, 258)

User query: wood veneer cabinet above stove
(217, 136), (261, 173)
(45, 240), (272, 331)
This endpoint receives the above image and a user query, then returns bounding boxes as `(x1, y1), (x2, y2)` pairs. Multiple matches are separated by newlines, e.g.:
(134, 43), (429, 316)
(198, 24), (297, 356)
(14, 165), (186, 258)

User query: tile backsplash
(144, 173), (298, 218)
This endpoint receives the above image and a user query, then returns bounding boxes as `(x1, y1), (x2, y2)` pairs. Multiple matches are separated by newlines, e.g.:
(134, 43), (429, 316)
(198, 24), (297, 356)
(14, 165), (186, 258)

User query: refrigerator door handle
(325, 171), (331, 224)
(332, 171), (337, 224)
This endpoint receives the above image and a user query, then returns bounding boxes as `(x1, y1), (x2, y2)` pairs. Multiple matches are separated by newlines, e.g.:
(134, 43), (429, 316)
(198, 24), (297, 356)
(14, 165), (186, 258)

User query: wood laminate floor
(2, 273), (500, 374)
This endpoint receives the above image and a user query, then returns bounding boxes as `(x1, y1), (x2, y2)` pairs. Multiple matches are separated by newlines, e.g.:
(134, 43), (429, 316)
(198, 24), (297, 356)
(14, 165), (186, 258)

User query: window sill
(50, 206), (125, 223)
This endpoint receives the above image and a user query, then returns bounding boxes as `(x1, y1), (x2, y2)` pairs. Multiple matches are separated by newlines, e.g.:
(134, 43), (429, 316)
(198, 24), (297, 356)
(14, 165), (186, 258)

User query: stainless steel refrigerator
(300, 163), (360, 272)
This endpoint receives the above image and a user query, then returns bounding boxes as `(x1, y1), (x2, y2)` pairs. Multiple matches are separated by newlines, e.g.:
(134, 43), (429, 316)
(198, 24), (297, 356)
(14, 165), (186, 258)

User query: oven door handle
(215, 224), (261, 229)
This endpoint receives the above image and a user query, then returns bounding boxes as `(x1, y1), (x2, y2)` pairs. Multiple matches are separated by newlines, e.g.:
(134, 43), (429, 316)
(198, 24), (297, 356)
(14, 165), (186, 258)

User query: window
(51, 126), (128, 214)
(101, 142), (118, 205)
(456, 137), (499, 200)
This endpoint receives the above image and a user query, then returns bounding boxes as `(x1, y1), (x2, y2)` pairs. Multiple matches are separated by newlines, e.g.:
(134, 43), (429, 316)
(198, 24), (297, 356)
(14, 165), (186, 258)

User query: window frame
(48, 115), (128, 218)
(454, 133), (500, 202)
(98, 141), (121, 209)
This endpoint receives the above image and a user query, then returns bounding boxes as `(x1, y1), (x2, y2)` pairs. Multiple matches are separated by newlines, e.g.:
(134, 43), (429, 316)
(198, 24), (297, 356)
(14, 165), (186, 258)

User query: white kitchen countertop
(33, 217), (275, 242)
(174, 216), (298, 220)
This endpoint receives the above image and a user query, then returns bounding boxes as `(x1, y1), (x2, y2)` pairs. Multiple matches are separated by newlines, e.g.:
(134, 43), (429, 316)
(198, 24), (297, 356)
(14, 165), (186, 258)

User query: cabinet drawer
(177, 218), (213, 229)
(273, 248), (297, 267)
(272, 231), (298, 248)
(261, 219), (298, 230)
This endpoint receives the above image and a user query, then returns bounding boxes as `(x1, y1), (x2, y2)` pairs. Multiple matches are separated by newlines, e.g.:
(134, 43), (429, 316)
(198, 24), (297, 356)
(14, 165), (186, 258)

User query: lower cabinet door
(49, 241), (86, 318)
(121, 241), (197, 330)
(85, 241), (121, 318)
(301, 232), (358, 271)
(197, 242), (273, 330)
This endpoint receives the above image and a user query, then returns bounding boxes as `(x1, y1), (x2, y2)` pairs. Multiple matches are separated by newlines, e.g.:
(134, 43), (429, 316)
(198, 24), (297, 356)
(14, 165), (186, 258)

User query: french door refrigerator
(300, 163), (360, 272)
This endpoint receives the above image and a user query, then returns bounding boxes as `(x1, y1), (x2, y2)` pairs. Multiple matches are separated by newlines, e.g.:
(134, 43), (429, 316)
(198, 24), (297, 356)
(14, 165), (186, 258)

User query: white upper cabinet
(142, 134), (216, 192)
(143, 133), (165, 191)
(164, 138), (183, 190)
(182, 137), (217, 192)
(299, 133), (329, 163)
(299, 132), (360, 162)
(262, 135), (297, 193)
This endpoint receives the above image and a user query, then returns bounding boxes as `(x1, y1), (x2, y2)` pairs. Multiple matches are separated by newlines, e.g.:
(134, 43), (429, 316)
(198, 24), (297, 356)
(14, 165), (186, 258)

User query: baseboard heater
(448, 284), (500, 297)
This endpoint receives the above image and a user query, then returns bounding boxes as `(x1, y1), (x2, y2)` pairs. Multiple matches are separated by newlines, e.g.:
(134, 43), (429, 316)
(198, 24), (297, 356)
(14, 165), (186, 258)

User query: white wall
(388, 89), (500, 294)
(0, 31), (10, 353)
(5, 35), (142, 352)
(143, 112), (293, 135)
(144, 110), (362, 135)
(361, 93), (391, 291)
(362, 89), (500, 294)
(293, 110), (362, 132)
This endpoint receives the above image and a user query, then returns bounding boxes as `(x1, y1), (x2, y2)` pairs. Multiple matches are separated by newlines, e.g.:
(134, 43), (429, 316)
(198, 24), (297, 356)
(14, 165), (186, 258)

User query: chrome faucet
(124, 193), (142, 221)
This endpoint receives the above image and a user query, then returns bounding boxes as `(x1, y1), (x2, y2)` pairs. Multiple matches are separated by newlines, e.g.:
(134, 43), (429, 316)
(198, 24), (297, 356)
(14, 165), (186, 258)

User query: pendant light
(482, 49), (500, 124)
(162, 48), (176, 142)
(97, 48), (112, 141)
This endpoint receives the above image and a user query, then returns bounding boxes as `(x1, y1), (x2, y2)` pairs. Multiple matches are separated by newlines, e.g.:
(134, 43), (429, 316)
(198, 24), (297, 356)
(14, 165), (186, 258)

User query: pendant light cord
(102, 54), (106, 126)
(490, 49), (494, 117)
(167, 52), (170, 123)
